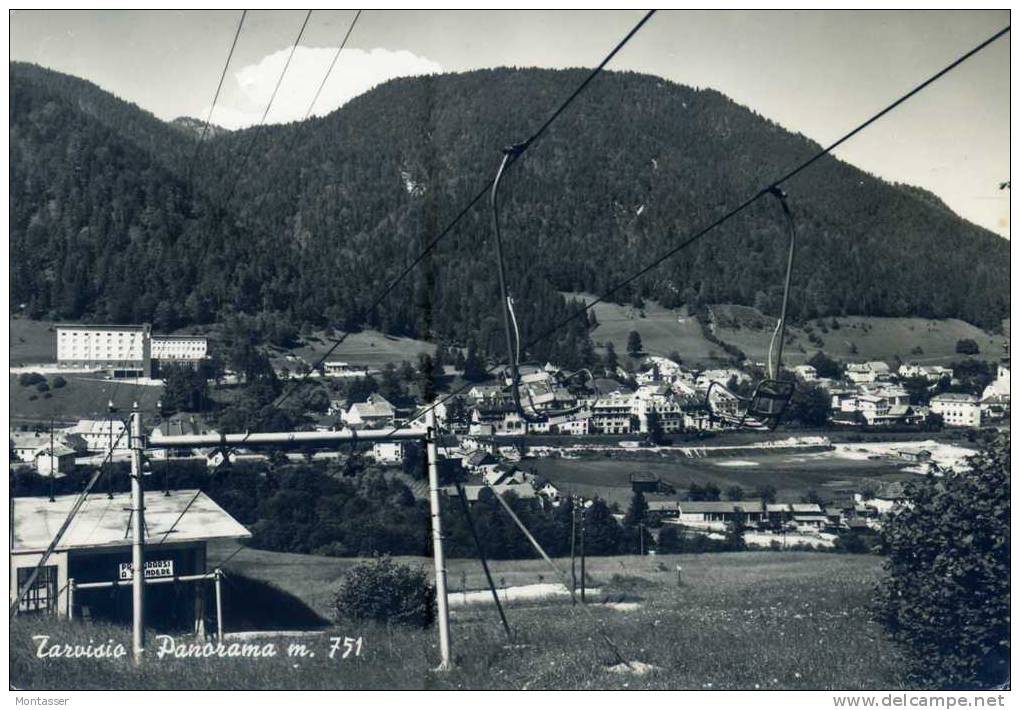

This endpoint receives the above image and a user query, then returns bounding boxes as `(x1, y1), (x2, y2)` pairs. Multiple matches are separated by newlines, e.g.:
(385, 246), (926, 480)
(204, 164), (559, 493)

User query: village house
(322, 361), (372, 378)
(371, 441), (406, 464)
(342, 394), (397, 429)
(930, 392), (982, 427)
(632, 384), (685, 433)
(590, 393), (636, 434)
(677, 500), (767, 530)
(845, 361), (892, 384)
(696, 368), (749, 390)
(69, 418), (129, 454)
(11, 491), (249, 627)
(469, 402), (524, 435)
(34, 444), (77, 476)
(10, 429), (85, 463)
(898, 363), (952, 382)
(645, 494), (680, 518)
(793, 364), (818, 381)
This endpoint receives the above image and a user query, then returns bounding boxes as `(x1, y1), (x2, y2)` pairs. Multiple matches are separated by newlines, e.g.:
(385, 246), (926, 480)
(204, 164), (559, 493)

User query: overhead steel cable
(270, 9), (657, 412)
(11, 420), (132, 617)
(218, 9), (313, 209)
(303, 9), (362, 121)
(187, 10), (247, 185)
(391, 23), (1011, 434)
(153, 9), (657, 544)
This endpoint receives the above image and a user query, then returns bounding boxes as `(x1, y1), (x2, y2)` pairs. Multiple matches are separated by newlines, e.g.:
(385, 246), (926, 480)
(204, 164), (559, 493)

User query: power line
(394, 23), (1011, 434)
(153, 9), (657, 543)
(271, 9), (657, 413)
(303, 9), (362, 121)
(11, 419), (132, 617)
(218, 9), (313, 208)
(187, 10), (247, 183)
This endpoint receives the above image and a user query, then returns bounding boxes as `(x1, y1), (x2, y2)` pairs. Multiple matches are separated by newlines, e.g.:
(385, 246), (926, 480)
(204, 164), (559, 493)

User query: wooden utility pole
(569, 501), (577, 604)
(129, 404), (146, 666)
(425, 408), (452, 670)
(579, 504), (587, 604)
(48, 418), (55, 502)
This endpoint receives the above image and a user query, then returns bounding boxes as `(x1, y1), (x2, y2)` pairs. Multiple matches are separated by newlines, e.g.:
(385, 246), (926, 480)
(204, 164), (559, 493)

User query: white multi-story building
(69, 418), (129, 453)
(151, 334), (208, 364)
(930, 393), (982, 428)
(56, 324), (150, 376)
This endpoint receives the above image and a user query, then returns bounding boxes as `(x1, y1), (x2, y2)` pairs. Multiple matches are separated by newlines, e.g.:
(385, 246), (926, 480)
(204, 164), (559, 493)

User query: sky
(9, 9), (1011, 237)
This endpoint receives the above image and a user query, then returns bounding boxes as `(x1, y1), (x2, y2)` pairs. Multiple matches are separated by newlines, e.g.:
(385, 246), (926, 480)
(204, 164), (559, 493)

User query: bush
(955, 338), (980, 355)
(35, 382), (49, 393)
(50, 375), (67, 388)
(874, 434), (1009, 688)
(18, 372), (44, 387)
(331, 557), (435, 628)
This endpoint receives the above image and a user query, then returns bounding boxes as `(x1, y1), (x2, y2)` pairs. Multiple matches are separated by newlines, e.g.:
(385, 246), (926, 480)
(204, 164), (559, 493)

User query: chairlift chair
(489, 145), (591, 424)
(703, 187), (798, 430)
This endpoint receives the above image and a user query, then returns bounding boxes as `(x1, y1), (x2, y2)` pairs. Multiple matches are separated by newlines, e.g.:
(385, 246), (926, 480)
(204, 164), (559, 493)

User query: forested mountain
(9, 62), (1010, 367)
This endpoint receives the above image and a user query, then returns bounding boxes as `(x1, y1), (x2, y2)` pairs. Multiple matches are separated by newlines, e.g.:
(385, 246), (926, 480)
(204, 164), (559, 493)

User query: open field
(11, 548), (914, 690)
(566, 293), (720, 365)
(529, 450), (919, 506)
(274, 328), (437, 372)
(561, 297), (1008, 368)
(9, 373), (163, 425)
(10, 316), (58, 365)
(713, 305), (1008, 366)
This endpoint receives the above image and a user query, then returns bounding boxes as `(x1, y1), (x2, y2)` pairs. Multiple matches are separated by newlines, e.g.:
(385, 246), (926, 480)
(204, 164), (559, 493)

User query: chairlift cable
(303, 10), (362, 121)
(267, 10), (656, 417)
(392, 23), (1010, 435)
(187, 10), (247, 186)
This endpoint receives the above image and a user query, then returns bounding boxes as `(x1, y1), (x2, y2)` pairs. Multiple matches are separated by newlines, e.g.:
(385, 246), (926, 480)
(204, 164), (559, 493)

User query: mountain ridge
(9, 62), (1010, 369)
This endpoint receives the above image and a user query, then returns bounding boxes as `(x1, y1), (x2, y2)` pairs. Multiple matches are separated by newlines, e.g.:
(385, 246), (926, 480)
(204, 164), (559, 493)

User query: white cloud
(205, 46), (443, 130)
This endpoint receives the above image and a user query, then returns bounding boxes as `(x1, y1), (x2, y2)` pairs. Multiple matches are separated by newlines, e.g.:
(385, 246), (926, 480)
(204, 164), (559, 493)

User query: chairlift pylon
(703, 186), (797, 430)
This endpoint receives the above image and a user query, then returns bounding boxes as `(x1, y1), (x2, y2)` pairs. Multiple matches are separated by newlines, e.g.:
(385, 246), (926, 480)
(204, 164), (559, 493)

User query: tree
(581, 499), (624, 555)
(161, 363), (210, 413)
(923, 411), (944, 432)
(874, 434), (1009, 688)
(955, 338), (980, 355)
(604, 341), (619, 373)
(755, 484), (777, 505)
(807, 350), (843, 379)
(787, 382), (830, 427)
(645, 410), (666, 445)
(623, 490), (648, 527)
(725, 485), (745, 501)
(462, 342), (487, 382)
(725, 508), (748, 551)
(626, 330), (643, 357)
(657, 525), (684, 553)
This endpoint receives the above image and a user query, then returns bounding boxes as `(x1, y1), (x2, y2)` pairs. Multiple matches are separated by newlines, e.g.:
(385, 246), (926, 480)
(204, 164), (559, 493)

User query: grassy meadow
(10, 549), (915, 690)
(280, 328), (437, 371)
(713, 306), (1008, 366)
(9, 373), (164, 426)
(529, 451), (917, 507)
(561, 296), (1009, 368)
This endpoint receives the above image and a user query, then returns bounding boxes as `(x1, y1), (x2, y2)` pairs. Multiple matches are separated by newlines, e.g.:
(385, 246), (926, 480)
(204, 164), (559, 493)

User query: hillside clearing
(713, 306), (1008, 366)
